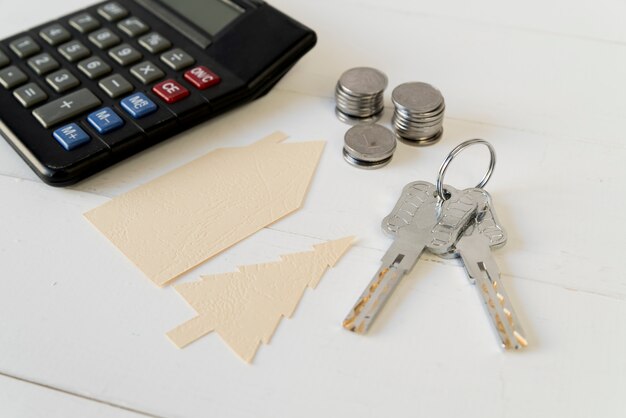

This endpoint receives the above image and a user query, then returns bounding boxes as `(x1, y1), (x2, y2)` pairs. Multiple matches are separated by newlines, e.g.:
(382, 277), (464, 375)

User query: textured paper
(84, 132), (325, 287)
(167, 237), (354, 363)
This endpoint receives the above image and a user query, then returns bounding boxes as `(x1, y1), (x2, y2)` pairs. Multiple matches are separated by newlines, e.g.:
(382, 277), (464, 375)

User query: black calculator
(0, 0), (316, 186)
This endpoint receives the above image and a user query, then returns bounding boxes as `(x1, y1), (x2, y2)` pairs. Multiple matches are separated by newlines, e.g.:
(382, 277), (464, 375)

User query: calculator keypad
(27, 53), (60, 75)
(138, 32), (171, 54)
(78, 56), (111, 79)
(88, 28), (121, 49)
(130, 60), (164, 84)
(39, 24), (71, 46)
(160, 48), (194, 71)
(0, 66), (28, 89)
(10, 36), (41, 58)
(69, 13), (101, 34)
(117, 17), (149, 37)
(97, 2), (129, 22)
(108, 43), (142, 66)
(13, 82), (47, 108)
(33, 88), (101, 128)
(58, 41), (91, 62)
(46, 69), (80, 93)
(1, 0), (225, 162)
(98, 74), (133, 98)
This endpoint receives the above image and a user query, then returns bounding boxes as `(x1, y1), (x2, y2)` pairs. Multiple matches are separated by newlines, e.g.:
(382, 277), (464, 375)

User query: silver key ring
(436, 139), (496, 200)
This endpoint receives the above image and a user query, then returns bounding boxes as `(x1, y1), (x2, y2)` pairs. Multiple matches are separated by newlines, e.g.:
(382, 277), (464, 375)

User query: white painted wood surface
(1, 0), (625, 416)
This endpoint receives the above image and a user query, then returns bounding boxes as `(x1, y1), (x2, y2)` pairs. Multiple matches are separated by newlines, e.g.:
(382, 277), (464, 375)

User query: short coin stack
(392, 82), (445, 146)
(335, 67), (387, 123)
(343, 123), (396, 169)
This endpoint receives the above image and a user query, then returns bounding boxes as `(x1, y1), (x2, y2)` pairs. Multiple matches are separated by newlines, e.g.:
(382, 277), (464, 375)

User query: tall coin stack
(335, 67), (388, 123)
(392, 82), (445, 145)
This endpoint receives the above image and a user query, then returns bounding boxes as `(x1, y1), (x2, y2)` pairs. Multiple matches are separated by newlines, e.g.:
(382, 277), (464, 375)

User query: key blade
(343, 239), (426, 334)
(457, 233), (528, 350)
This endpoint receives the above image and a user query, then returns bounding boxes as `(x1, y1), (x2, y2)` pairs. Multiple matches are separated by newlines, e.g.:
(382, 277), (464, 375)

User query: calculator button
(152, 79), (189, 104)
(0, 65), (28, 89)
(130, 61), (164, 84)
(120, 93), (157, 118)
(98, 73), (133, 98)
(87, 107), (124, 134)
(39, 24), (71, 46)
(108, 44), (142, 66)
(184, 66), (221, 90)
(13, 82), (47, 108)
(46, 69), (80, 93)
(0, 50), (9, 68)
(160, 48), (195, 71)
(88, 28), (121, 49)
(98, 2), (129, 21)
(53, 123), (91, 150)
(138, 32), (171, 54)
(32, 88), (101, 128)
(27, 53), (60, 75)
(69, 13), (101, 34)
(117, 17), (150, 37)
(9, 36), (40, 58)
(58, 41), (91, 62)
(78, 56), (111, 79)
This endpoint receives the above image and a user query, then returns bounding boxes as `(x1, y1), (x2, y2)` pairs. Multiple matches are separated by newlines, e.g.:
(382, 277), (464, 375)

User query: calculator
(0, 0), (316, 186)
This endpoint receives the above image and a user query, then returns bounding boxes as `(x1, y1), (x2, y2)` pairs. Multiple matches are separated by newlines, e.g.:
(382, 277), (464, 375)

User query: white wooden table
(1, 0), (625, 417)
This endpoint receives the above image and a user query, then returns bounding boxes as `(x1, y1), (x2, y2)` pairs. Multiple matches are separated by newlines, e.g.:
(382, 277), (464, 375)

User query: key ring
(436, 139), (496, 200)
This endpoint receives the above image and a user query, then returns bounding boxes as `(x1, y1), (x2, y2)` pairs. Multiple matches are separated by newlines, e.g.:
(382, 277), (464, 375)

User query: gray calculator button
(69, 13), (101, 33)
(46, 69), (80, 93)
(9, 36), (41, 58)
(32, 88), (101, 128)
(27, 53), (60, 75)
(0, 50), (10, 68)
(39, 24), (71, 46)
(97, 2), (129, 21)
(130, 61), (164, 84)
(117, 17), (149, 37)
(108, 43), (142, 66)
(77, 56), (111, 79)
(160, 48), (195, 71)
(138, 32), (171, 54)
(88, 28), (121, 49)
(0, 66), (28, 89)
(13, 82), (47, 108)
(58, 40), (91, 62)
(99, 73), (133, 98)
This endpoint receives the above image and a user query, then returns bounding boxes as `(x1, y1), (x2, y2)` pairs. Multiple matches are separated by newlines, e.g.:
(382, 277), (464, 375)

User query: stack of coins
(392, 82), (445, 145)
(335, 67), (388, 123)
(343, 123), (397, 169)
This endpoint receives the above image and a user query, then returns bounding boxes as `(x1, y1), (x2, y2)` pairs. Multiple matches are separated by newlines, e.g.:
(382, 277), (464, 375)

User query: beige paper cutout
(167, 237), (354, 363)
(84, 132), (326, 287)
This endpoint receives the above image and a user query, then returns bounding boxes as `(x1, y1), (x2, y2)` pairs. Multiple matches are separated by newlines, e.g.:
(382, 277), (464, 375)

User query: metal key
(343, 181), (477, 334)
(430, 187), (528, 349)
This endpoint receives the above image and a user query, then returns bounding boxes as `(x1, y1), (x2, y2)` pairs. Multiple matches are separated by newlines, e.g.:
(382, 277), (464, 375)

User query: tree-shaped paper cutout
(166, 237), (354, 363)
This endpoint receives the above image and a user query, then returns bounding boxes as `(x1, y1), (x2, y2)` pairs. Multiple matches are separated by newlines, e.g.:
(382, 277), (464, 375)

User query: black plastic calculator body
(0, 0), (316, 186)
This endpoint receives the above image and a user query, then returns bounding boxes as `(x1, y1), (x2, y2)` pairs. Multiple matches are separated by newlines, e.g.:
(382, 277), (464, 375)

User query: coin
(343, 123), (396, 169)
(391, 81), (445, 146)
(336, 67), (388, 123)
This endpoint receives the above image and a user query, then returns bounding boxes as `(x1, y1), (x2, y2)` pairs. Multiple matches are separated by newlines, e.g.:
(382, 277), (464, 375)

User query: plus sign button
(152, 79), (189, 104)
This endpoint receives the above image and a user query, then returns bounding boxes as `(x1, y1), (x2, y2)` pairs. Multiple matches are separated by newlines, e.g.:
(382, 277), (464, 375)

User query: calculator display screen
(159, 0), (243, 36)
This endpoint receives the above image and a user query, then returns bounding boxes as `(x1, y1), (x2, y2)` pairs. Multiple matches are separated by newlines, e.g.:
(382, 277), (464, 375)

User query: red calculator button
(152, 79), (189, 103)
(184, 66), (221, 90)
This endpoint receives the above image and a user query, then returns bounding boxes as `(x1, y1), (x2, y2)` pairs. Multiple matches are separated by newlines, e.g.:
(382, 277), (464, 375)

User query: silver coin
(344, 123), (396, 164)
(335, 107), (382, 124)
(343, 149), (393, 169)
(392, 82), (444, 113)
(338, 67), (388, 96)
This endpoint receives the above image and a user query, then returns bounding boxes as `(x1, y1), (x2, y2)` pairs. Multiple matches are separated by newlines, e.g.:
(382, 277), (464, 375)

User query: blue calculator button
(120, 92), (157, 119)
(53, 123), (90, 150)
(87, 107), (124, 134)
